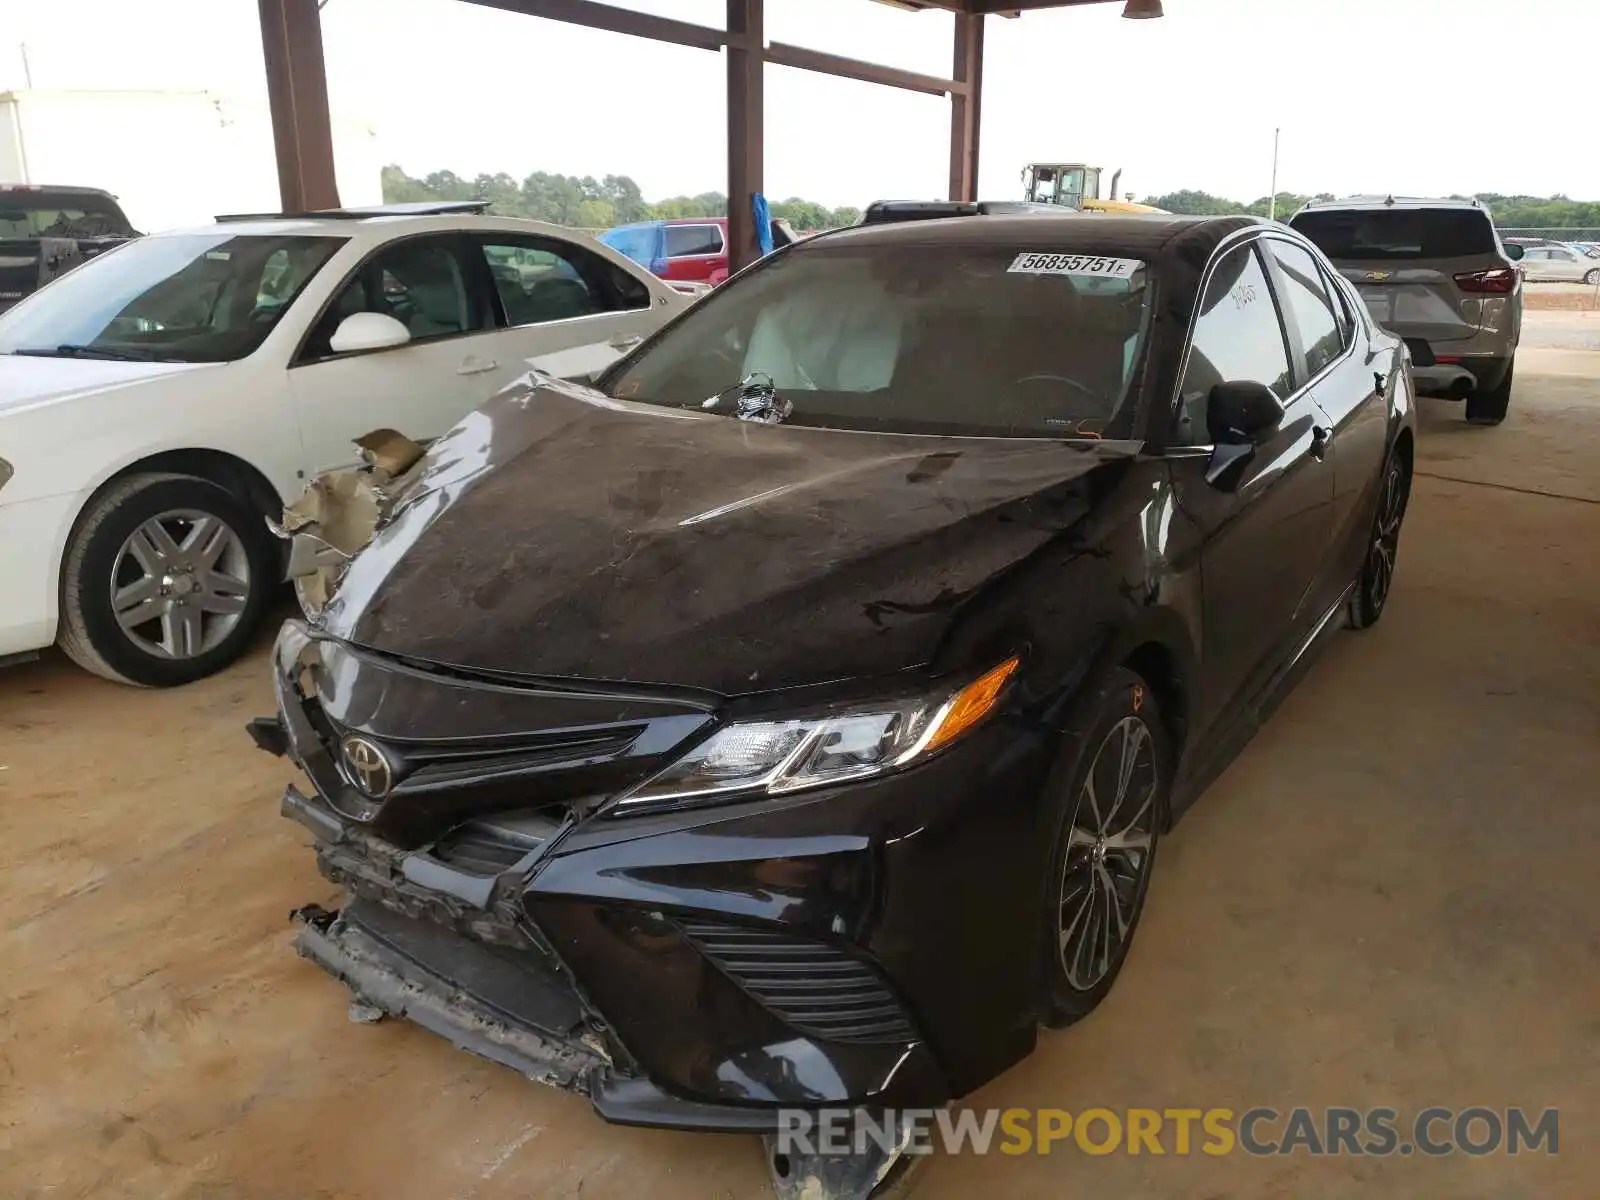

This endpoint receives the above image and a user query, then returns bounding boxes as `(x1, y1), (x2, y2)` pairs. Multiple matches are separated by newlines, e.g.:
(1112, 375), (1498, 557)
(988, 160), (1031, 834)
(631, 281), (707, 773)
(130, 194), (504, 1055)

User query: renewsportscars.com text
(775, 1106), (1559, 1158)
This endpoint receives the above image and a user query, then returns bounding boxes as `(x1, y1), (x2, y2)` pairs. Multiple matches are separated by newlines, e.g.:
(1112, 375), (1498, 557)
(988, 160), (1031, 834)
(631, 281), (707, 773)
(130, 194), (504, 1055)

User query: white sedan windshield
(0, 232), (344, 363)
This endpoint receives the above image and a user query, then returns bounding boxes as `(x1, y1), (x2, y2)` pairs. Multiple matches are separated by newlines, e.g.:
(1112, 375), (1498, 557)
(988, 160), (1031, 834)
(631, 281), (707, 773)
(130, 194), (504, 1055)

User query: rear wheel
(1465, 356), (1513, 425)
(58, 473), (275, 686)
(1584, 268), (1599, 286)
(1041, 667), (1171, 1027)
(1349, 449), (1411, 630)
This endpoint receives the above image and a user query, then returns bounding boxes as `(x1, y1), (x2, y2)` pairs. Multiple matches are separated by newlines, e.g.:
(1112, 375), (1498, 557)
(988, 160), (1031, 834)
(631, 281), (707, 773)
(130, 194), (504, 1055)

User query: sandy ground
(2, 334), (1597, 1199)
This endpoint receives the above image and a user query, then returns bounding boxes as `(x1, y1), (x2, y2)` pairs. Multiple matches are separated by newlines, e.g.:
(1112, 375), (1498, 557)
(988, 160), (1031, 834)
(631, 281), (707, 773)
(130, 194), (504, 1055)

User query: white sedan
(0, 202), (686, 686)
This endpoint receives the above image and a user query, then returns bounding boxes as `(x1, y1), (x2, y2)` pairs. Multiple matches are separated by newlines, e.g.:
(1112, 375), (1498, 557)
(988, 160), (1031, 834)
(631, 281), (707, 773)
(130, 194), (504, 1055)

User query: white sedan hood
(0, 355), (216, 417)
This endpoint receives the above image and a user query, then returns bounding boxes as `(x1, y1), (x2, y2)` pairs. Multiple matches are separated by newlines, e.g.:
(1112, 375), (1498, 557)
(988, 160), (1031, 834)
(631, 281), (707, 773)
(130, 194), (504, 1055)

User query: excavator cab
(1022, 163), (1103, 210)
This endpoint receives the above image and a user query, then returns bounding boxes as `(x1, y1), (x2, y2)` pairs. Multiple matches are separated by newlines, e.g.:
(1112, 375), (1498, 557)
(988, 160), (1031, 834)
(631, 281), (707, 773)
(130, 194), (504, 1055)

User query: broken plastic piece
(354, 428), (426, 477)
(272, 429), (430, 617)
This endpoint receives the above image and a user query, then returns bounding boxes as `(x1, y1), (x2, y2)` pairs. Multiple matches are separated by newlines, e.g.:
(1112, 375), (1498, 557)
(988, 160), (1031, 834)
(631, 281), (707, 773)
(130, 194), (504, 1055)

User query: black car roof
(814, 213), (1268, 326)
(822, 212), (1259, 254)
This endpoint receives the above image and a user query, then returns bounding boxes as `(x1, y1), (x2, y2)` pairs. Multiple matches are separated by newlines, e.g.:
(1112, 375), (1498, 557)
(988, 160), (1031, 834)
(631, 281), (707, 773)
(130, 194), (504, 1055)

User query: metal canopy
(257, 0), (1125, 270)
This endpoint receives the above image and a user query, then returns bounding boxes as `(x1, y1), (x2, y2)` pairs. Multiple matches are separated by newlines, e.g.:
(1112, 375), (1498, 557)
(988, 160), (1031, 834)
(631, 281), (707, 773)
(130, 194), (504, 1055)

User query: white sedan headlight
(613, 657), (1019, 814)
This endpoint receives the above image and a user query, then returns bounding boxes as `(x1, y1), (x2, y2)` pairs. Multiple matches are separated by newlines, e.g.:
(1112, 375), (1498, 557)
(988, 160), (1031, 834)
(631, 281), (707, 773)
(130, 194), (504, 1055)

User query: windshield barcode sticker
(1008, 252), (1142, 278)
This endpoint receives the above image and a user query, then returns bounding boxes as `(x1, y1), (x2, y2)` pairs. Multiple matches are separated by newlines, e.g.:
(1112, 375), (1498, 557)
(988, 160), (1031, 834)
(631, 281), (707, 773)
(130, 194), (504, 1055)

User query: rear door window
(664, 224), (724, 258)
(1290, 209), (1497, 259)
(477, 234), (652, 323)
(1264, 239), (1346, 381)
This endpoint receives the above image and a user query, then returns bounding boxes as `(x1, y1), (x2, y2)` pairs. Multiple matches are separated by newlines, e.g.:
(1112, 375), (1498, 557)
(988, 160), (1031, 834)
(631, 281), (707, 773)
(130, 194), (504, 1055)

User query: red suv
(598, 217), (794, 290)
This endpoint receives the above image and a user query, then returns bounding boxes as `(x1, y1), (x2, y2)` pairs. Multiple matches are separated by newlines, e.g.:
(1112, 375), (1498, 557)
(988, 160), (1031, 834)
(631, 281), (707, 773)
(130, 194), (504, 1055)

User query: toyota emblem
(338, 734), (395, 799)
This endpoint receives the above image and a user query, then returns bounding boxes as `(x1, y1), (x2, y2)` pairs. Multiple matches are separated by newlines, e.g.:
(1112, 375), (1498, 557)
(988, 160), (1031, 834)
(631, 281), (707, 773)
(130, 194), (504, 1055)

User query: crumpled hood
(321, 376), (1130, 694)
(0, 354), (213, 417)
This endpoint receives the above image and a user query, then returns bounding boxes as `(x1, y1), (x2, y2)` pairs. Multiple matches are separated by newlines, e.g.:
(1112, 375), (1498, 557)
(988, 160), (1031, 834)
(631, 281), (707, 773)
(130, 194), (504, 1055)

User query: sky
(2, 0), (1596, 210)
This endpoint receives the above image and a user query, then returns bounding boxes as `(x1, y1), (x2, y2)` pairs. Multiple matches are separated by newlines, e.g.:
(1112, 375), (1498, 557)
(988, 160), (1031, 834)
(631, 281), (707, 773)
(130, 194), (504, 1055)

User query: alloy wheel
(1366, 460), (1406, 615)
(109, 509), (253, 659)
(1058, 715), (1159, 991)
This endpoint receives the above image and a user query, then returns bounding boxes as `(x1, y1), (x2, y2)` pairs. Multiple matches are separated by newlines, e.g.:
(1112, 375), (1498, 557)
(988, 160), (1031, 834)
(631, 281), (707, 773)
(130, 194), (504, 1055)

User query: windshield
(0, 190), (135, 238)
(0, 232), (344, 363)
(1291, 209), (1497, 260)
(602, 243), (1152, 439)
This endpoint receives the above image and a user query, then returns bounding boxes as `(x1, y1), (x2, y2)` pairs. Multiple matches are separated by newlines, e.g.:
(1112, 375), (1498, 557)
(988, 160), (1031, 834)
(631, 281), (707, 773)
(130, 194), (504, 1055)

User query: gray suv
(1290, 196), (1522, 425)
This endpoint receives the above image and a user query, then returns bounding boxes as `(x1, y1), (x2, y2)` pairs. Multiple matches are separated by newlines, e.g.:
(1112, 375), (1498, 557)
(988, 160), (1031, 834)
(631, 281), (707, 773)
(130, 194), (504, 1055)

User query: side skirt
(1169, 583), (1354, 820)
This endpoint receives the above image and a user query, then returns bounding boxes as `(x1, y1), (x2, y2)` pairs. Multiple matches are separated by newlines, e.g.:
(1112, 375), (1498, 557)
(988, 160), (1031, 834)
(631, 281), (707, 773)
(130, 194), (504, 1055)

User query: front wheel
(1349, 449), (1411, 630)
(1041, 667), (1171, 1027)
(57, 473), (276, 686)
(1584, 268), (1600, 286)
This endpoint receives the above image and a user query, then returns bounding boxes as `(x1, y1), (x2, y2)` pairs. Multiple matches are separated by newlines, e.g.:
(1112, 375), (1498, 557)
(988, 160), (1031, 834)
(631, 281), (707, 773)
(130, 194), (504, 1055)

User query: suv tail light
(1454, 268), (1518, 294)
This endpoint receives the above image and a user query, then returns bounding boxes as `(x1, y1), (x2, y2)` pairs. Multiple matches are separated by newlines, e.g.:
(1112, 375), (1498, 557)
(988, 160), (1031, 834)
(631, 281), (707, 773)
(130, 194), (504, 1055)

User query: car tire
(57, 472), (276, 687)
(1349, 448), (1411, 631)
(1584, 268), (1600, 286)
(1465, 356), (1513, 425)
(1040, 665), (1172, 1028)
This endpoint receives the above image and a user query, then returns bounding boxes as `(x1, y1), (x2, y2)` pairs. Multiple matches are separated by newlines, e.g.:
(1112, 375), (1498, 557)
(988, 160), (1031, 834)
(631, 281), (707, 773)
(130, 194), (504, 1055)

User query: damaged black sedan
(255, 211), (1414, 1184)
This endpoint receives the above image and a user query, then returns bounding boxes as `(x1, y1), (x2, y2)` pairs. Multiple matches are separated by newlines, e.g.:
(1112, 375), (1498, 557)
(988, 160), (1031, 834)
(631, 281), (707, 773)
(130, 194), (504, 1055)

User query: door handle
(609, 334), (643, 352)
(456, 358), (500, 376)
(1310, 425), (1332, 461)
(1373, 371), (1387, 397)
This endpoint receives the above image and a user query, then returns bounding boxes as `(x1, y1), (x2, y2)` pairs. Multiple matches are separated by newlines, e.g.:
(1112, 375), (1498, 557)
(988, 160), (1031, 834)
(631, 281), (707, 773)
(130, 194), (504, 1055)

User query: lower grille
(430, 809), (565, 876)
(678, 919), (916, 1044)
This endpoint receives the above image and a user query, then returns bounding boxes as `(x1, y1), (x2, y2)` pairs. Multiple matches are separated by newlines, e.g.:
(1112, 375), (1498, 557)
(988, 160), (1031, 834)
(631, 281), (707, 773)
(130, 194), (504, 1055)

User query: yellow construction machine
(1022, 163), (1168, 214)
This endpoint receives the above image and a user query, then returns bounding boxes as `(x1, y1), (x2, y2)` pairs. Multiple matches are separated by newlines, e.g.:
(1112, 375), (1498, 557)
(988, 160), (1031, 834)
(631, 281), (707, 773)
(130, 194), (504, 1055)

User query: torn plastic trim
(272, 428), (428, 617)
(291, 903), (603, 1092)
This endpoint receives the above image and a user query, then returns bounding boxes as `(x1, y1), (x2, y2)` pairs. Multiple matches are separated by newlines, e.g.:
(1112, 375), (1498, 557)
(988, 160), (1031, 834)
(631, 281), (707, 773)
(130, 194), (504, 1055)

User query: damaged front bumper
(261, 621), (1056, 1134)
(291, 899), (602, 1092)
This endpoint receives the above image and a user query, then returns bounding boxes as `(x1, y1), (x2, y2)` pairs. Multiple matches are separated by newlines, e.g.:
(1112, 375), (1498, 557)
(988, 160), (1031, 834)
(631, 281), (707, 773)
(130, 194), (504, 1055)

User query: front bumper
(265, 624), (1058, 1130)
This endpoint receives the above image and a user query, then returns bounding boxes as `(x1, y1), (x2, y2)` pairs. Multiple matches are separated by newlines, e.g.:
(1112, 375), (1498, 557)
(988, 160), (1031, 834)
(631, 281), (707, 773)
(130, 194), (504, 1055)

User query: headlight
(612, 656), (1019, 814)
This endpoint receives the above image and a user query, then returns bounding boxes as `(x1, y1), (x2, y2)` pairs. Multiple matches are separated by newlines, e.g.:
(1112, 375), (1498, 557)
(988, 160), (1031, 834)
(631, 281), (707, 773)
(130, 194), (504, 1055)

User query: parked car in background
(1290, 196), (1522, 425)
(599, 216), (796, 289)
(1519, 243), (1600, 283)
(0, 184), (140, 313)
(257, 212), (1415, 1190)
(0, 201), (685, 686)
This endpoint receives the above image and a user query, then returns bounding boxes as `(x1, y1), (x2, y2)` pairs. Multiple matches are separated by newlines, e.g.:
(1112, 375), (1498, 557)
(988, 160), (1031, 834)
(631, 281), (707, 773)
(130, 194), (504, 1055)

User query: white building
(0, 88), (384, 231)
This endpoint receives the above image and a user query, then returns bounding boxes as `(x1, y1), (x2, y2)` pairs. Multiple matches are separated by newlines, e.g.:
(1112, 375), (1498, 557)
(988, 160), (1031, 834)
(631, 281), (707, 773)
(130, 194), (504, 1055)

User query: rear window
(1290, 209), (1496, 260)
(601, 243), (1153, 440)
(599, 223), (661, 267)
(0, 189), (135, 238)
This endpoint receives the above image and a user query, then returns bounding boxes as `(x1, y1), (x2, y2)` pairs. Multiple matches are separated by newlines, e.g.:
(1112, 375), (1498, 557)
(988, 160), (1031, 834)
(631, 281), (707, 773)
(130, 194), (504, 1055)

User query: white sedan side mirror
(329, 312), (412, 354)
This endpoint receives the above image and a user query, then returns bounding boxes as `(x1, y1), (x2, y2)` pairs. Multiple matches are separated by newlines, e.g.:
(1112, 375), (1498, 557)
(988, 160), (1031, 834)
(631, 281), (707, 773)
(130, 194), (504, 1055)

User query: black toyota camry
(256, 210), (1415, 1147)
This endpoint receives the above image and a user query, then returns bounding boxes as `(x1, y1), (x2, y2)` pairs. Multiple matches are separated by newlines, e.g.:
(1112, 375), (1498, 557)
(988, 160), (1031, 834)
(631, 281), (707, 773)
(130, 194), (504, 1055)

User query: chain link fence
(1497, 226), (1600, 242)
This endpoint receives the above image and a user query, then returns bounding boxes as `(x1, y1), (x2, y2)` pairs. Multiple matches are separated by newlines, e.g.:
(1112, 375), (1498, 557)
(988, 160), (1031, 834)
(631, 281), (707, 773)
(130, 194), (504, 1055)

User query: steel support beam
(259, 0), (340, 212)
(462, 0), (728, 52)
(766, 42), (965, 97)
(726, 0), (765, 274)
(948, 11), (983, 202)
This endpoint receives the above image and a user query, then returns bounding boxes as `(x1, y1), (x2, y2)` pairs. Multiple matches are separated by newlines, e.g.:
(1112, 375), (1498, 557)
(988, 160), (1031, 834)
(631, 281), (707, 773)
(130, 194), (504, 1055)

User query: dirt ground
(1523, 281), (1600, 312)
(3, 335), (1597, 1199)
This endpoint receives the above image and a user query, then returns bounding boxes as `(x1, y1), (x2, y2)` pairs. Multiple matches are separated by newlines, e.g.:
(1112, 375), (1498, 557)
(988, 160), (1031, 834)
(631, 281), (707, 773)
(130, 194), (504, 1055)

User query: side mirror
(1203, 381), (1286, 489)
(329, 311), (411, 355)
(1207, 380), (1285, 445)
(1504, 243), (1525, 262)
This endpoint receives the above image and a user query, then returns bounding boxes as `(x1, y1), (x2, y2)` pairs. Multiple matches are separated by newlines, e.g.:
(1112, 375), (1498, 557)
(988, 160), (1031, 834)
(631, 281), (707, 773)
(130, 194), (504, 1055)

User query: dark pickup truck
(0, 184), (140, 313)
